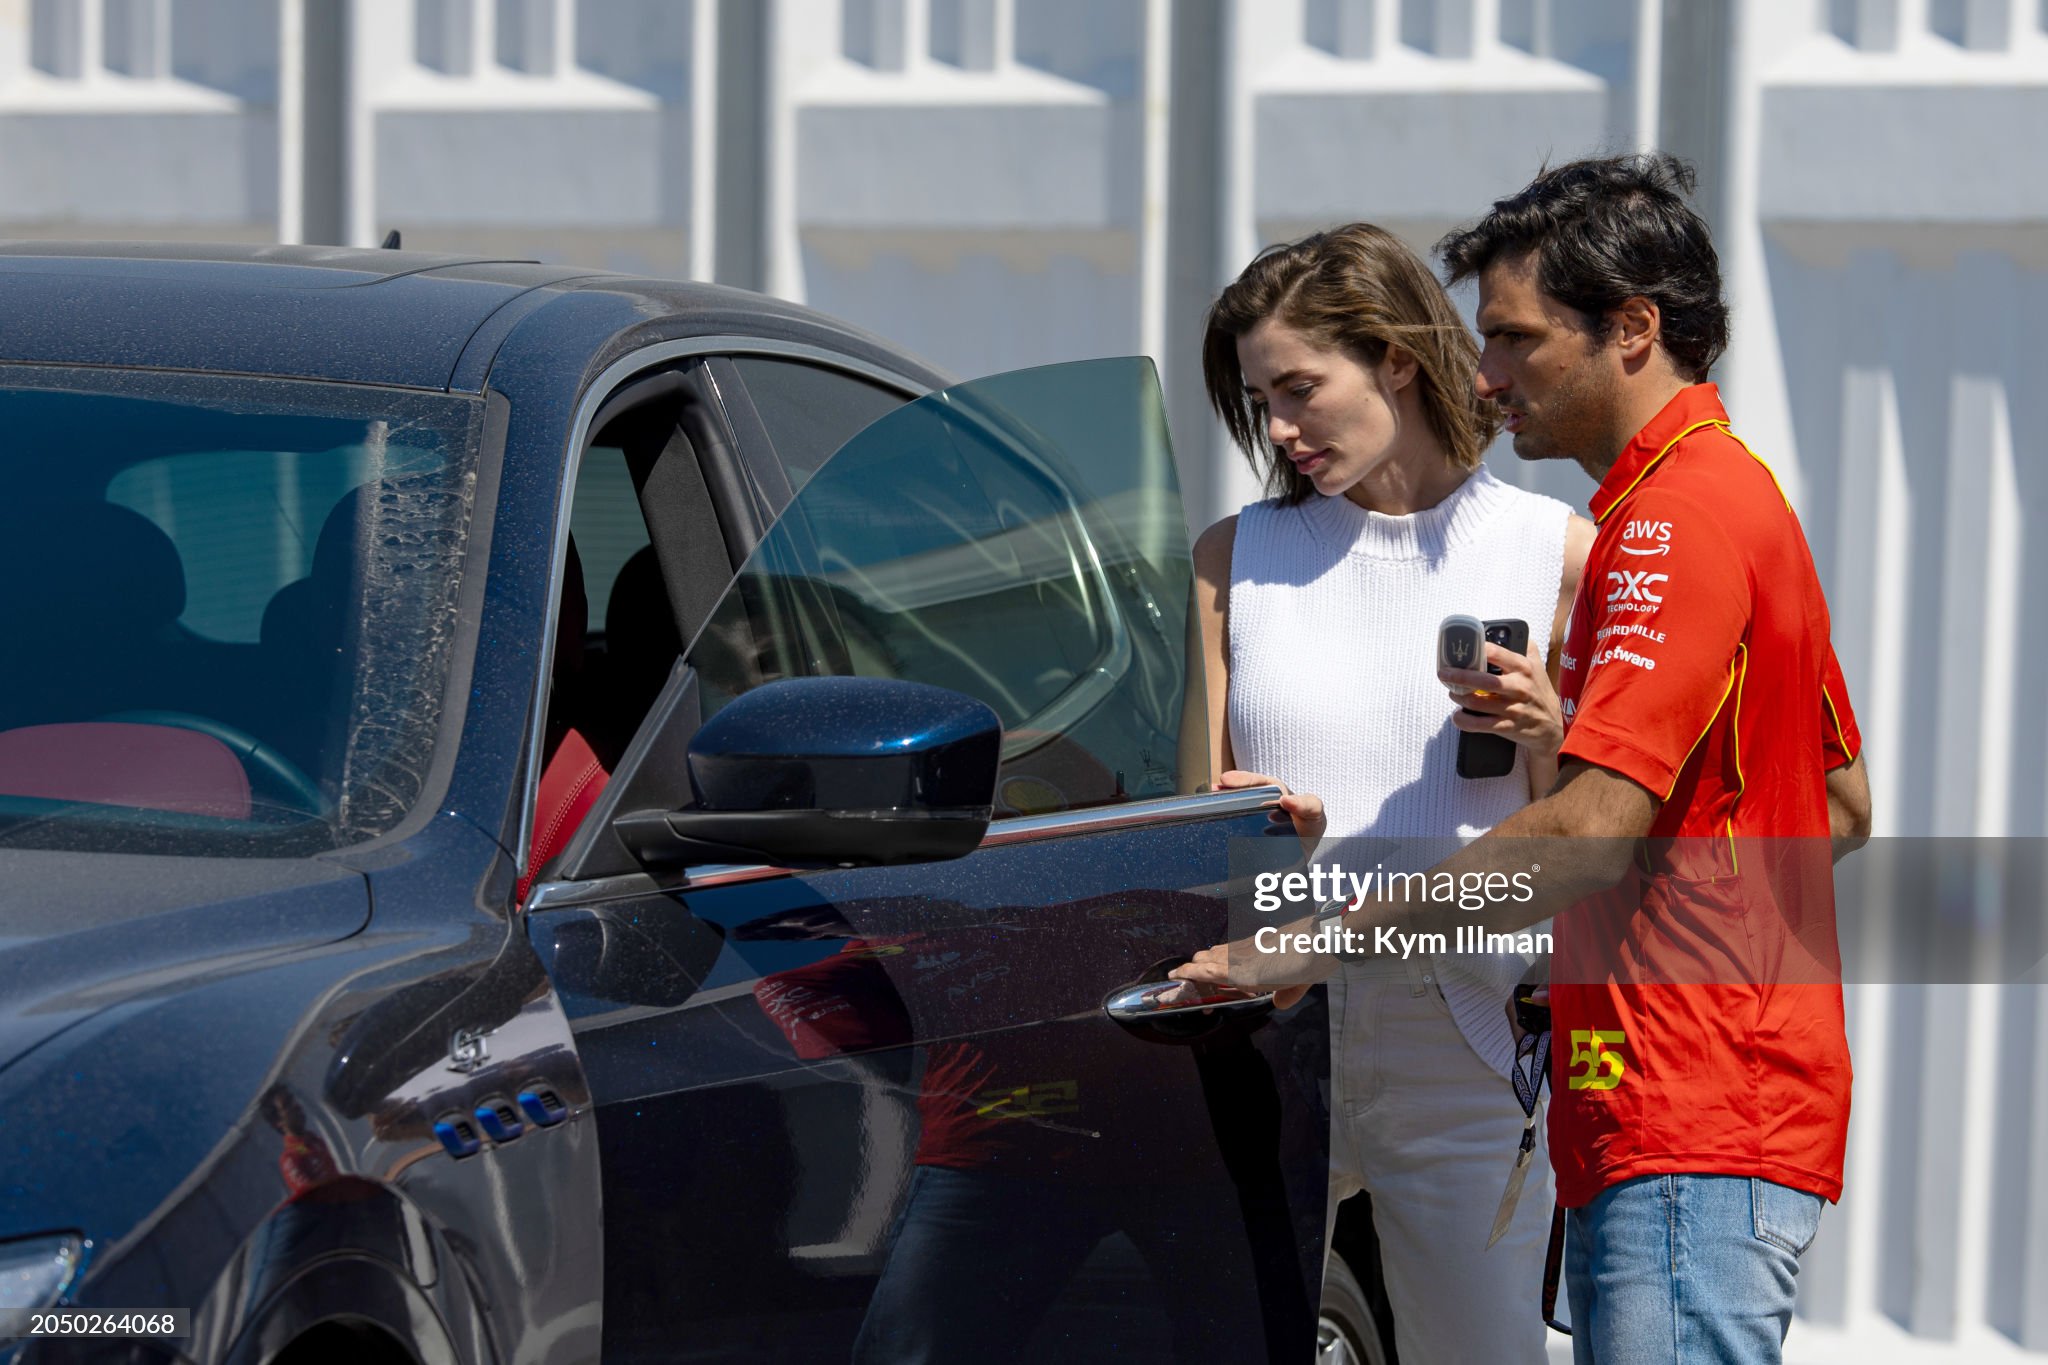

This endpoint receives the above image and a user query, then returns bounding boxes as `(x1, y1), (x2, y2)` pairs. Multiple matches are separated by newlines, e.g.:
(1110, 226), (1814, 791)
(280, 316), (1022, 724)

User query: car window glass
(727, 357), (908, 496)
(684, 357), (1203, 816)
(0, 371), (481, 855)
(545, 445), (665, 768)
(568, 447), (651, 634)
(107, 448), (393, 643)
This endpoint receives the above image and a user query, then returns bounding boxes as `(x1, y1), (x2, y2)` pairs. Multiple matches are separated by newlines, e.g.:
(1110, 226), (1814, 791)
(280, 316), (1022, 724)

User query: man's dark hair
(1437, 153), (1729, 381)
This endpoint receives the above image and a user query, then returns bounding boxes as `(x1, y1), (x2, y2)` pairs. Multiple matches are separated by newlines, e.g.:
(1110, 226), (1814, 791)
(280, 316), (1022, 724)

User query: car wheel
(1319, 1253), (1392, 1365)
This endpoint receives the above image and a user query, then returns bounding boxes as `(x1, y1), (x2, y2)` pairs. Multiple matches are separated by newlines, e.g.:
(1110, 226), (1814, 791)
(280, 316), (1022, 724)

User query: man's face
(1474, 251), (1618, 467)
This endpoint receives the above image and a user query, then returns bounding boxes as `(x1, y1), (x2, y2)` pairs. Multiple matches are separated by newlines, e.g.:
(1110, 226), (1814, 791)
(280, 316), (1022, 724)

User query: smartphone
(1440, 616), (1530, 780)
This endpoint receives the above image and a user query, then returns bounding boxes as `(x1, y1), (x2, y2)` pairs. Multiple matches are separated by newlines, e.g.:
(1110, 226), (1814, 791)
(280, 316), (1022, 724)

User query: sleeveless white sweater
(1228, 465), (1571, 1079)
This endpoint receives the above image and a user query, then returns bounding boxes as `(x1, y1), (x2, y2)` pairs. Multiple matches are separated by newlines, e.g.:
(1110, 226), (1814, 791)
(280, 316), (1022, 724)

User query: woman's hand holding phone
(1439, 637), (1564, 762)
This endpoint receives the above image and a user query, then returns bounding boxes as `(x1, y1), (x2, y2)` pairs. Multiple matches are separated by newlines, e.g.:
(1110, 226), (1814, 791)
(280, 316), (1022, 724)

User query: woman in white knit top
(1192, 224), (1593, 1361)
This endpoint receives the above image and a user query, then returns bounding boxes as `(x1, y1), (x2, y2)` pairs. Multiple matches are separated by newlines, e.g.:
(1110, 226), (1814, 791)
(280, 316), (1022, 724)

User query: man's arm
(1172, 760), (1657, 993)
(1827, 756), (1871, 862)
(1337, 760), (1659, 941)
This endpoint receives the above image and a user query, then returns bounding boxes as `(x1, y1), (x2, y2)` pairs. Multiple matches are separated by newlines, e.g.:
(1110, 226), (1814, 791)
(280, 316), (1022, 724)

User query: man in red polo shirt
(1176, 154), (1871, 1364)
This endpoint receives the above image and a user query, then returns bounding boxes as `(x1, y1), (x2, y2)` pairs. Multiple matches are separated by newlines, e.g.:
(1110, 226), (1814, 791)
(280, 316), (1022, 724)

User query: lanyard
(1486, 1020), (1549, 1248)
(1492, 1017), (1573, 1335)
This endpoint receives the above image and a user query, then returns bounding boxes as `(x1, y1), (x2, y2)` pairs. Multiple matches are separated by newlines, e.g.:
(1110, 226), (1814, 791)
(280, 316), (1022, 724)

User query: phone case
(1456, 618), (1530, 780)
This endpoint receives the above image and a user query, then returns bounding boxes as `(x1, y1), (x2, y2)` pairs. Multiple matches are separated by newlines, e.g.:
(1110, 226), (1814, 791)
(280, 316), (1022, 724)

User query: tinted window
(568, 447), (651, 634)
(728, 357), (908, 495)
(0, 370), (482, 854)
(686, 357), (1203, 816)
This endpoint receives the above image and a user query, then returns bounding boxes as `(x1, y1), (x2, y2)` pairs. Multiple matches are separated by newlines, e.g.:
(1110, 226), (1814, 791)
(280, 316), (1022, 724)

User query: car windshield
(0, 369), (483, 856)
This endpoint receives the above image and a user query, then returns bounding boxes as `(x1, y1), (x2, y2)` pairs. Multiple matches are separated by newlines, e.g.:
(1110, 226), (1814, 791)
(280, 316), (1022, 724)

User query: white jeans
(1326, 960), (1555, 1363)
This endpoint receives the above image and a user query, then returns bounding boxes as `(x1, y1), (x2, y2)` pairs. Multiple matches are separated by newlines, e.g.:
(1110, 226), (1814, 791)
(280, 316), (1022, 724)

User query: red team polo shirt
(1550, 384), (1863, 1208)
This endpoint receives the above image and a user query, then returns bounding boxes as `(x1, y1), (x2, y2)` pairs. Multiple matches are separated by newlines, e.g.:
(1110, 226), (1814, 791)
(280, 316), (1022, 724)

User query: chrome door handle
(1102, 955), (1275, 1042)
(1103, 978), (1274, 1022)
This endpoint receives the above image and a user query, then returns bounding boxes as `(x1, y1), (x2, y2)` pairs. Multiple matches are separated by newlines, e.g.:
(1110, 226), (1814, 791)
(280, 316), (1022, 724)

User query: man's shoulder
(1612, 434), (1795, 552)
(1665, 424), (1793, 515)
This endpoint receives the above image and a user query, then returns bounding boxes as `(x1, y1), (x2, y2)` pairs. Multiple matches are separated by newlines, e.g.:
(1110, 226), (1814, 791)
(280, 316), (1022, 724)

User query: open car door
(529, 358), (1331, 1362)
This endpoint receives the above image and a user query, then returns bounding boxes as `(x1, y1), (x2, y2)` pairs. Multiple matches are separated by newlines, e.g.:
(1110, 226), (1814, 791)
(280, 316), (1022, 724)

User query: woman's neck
(1340, 440), (1469, 516)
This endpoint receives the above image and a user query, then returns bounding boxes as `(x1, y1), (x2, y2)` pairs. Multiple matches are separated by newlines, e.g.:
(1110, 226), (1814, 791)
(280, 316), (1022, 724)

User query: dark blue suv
(0, 245), (1387, 1364)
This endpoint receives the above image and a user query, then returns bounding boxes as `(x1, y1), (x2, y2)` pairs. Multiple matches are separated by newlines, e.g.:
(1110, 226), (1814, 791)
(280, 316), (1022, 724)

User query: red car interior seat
(0, 721), (251, 819)
(518, 539), (610, 902)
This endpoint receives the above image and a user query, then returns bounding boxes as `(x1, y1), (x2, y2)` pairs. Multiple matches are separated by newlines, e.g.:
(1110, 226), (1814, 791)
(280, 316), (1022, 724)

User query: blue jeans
(1566, 1174), (1825, 1365)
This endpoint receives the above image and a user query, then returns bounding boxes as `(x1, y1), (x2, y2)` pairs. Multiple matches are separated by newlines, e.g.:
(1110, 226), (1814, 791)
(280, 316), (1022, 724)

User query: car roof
(0, 242), (944, 394)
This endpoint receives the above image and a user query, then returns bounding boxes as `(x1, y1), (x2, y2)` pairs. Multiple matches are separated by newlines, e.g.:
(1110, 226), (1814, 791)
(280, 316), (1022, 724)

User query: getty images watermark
(1250, 861), (1551, 959)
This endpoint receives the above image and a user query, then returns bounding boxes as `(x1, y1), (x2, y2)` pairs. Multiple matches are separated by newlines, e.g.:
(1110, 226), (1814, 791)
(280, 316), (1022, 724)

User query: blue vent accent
(474, 1098), (524, 1143)
(518, 1087), (568, 1127)
(433, 1114), (482, 1158)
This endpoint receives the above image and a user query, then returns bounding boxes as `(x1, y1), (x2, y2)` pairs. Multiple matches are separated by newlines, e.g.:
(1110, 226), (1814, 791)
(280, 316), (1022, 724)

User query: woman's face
(1234, 317), (1409, 500)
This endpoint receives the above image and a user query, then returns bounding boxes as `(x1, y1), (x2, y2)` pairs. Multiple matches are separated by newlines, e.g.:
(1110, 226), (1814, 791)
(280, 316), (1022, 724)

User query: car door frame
(512, 335), (935, 900)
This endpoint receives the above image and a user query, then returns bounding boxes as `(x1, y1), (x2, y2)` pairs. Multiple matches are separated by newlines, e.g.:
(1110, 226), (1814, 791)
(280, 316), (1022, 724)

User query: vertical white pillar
(901, 0), (929, 68)
(1715, 0), (1803, 508)
(1933, 335), (2014, 839)
(1203, 0), (1266, 530)
(989, 0), (1012, 68)
(1471, 0), (1501, 54)
(688, 0), (720, 280)
(1633, 0), (1661, 148)
(1137, 0), (1171, 367)
(1832, 353), (1910, 838)
(284, 0), (364, 247)
(1218, 0), (1254, 285)
(79, 0), (105, 78)
(1136, 0), (1176, 555)
(1371, 0), (1400, 58)
(0, 0), (28, 92)
(347, 0), (376, 247)
(1968, 382), (2020, 837)
(764, 0), (803, 300)
(474, 0), (499, 73)
(279, 0), (304, 241)
(554, 0), (577, 73)
(1898, 0), (1932, 43)
(1822, 289), (1906, 1347)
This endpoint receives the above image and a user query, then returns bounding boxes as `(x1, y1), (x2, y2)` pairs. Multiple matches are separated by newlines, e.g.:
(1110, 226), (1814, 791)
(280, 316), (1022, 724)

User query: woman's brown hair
(1202, 223), (1499, 504)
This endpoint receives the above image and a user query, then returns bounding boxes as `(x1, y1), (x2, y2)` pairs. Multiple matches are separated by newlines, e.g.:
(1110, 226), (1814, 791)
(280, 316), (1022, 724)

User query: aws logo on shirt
(1618, 519), (1673, 556)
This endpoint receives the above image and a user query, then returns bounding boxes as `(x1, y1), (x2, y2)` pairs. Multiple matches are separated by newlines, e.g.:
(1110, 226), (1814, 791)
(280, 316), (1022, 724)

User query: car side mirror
(613, 676), (1001, 870)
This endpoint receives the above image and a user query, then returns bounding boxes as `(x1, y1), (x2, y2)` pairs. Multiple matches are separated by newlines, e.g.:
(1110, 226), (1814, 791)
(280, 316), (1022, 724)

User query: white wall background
(3, 1), (2045, 1358)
